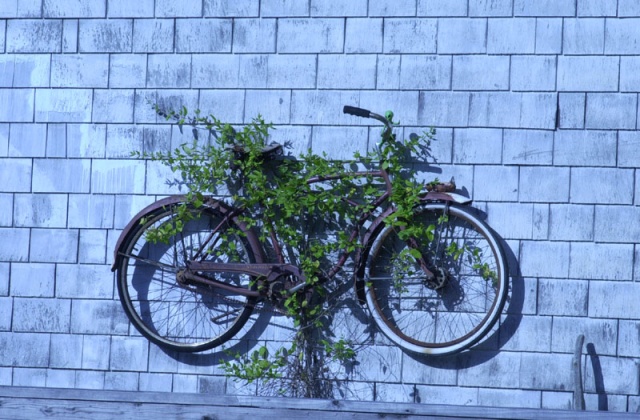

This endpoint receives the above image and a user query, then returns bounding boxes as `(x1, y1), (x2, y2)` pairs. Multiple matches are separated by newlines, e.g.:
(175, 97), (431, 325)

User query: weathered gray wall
(1, 0), (640, 413)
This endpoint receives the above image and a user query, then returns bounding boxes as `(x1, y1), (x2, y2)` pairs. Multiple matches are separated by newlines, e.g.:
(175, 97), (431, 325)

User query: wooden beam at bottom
(0, 386), (636, 420)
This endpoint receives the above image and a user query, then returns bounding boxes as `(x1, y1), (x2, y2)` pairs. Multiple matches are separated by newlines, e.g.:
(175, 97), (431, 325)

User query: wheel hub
(176, 269), (189, 286)
(426, 267), (447, 290)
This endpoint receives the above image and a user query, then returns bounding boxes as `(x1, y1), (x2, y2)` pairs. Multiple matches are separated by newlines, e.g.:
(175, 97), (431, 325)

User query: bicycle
(111, 106), (509, 356)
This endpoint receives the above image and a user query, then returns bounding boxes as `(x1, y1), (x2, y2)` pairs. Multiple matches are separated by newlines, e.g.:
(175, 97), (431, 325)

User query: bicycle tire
(365, 202), (508, 355)
(116, 202), (259, 352)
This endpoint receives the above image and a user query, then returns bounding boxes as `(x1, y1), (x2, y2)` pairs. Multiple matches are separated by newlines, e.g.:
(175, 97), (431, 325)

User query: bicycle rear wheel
(116, 202), (259, 352)
(365, 203), (508, 355)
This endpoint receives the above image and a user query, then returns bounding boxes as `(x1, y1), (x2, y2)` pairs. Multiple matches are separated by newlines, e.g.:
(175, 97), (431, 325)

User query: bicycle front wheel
(116, 202), (259, 352)
(365, 203), (508, 355)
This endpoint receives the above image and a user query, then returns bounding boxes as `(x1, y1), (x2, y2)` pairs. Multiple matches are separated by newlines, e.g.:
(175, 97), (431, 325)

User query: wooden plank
(0, 398), (427, 420)
(0, 386), (637, 420)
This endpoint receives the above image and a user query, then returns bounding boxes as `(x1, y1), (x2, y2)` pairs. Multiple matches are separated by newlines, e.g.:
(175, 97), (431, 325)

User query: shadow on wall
(147, 169), (526, 372)
(154, 309), (276, 368)
(587, 343), (608, 411)
(128, 189), (611, 411)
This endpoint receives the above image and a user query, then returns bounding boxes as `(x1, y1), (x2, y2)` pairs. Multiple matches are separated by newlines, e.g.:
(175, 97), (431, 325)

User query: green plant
(470, 247), (499, 286)
(322, 338), (356, 364)
(447, 242), (499, 287)
(140, 104), (436, 397)
(222, 345), (288, 384)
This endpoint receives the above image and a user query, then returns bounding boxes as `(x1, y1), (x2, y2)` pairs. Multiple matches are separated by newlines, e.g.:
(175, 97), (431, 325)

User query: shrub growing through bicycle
(137, 107), (434, 392)
(121, 104), (507, 396)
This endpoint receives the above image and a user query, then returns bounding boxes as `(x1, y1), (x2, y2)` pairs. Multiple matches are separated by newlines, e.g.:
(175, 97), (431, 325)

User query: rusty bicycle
(112, 106), (508, 356)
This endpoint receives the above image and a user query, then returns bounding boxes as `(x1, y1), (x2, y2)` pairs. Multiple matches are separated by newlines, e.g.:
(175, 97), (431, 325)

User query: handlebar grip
(343, 105), (371, 118)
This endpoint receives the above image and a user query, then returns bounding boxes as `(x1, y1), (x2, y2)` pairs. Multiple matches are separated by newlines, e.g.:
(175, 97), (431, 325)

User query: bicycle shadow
(165, 199), (526, 371)
(148, 162), (524, 372)
(154, 308), (277, 366)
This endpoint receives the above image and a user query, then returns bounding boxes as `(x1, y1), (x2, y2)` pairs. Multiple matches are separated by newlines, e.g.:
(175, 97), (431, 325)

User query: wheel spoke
(117, 251), (181, 273)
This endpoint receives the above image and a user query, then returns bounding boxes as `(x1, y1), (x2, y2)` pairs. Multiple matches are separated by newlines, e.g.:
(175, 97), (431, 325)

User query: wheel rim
(117, 206), (256, 351)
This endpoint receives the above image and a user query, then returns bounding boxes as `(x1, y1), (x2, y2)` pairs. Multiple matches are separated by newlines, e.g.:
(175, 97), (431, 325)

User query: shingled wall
(1, 0), (640, 413)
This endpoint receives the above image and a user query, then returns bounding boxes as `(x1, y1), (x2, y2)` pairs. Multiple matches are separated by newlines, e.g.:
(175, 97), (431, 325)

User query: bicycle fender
(112, 195), (181, 271)
(421, 191), (472, 205)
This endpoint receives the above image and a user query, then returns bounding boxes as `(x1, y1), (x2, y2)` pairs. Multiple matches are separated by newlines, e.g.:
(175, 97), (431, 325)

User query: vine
(138, 104), (435, 397)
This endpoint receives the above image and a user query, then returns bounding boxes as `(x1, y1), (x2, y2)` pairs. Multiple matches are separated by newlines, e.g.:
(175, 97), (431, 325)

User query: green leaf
(408, 248), (421, 259)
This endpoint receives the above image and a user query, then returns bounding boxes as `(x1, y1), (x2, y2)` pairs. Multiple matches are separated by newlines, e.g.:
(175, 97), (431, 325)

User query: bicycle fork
(404, 201), (452, 290)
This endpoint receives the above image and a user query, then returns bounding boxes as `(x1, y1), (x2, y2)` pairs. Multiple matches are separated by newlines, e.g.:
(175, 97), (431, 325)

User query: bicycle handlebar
(343, 105), (371, 118)
(343, 105), (393, 142)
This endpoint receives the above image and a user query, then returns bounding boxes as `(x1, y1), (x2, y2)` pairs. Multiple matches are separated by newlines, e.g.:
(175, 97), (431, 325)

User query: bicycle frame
(111, 108), (470, 304)
(178, 167), (394, 297)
